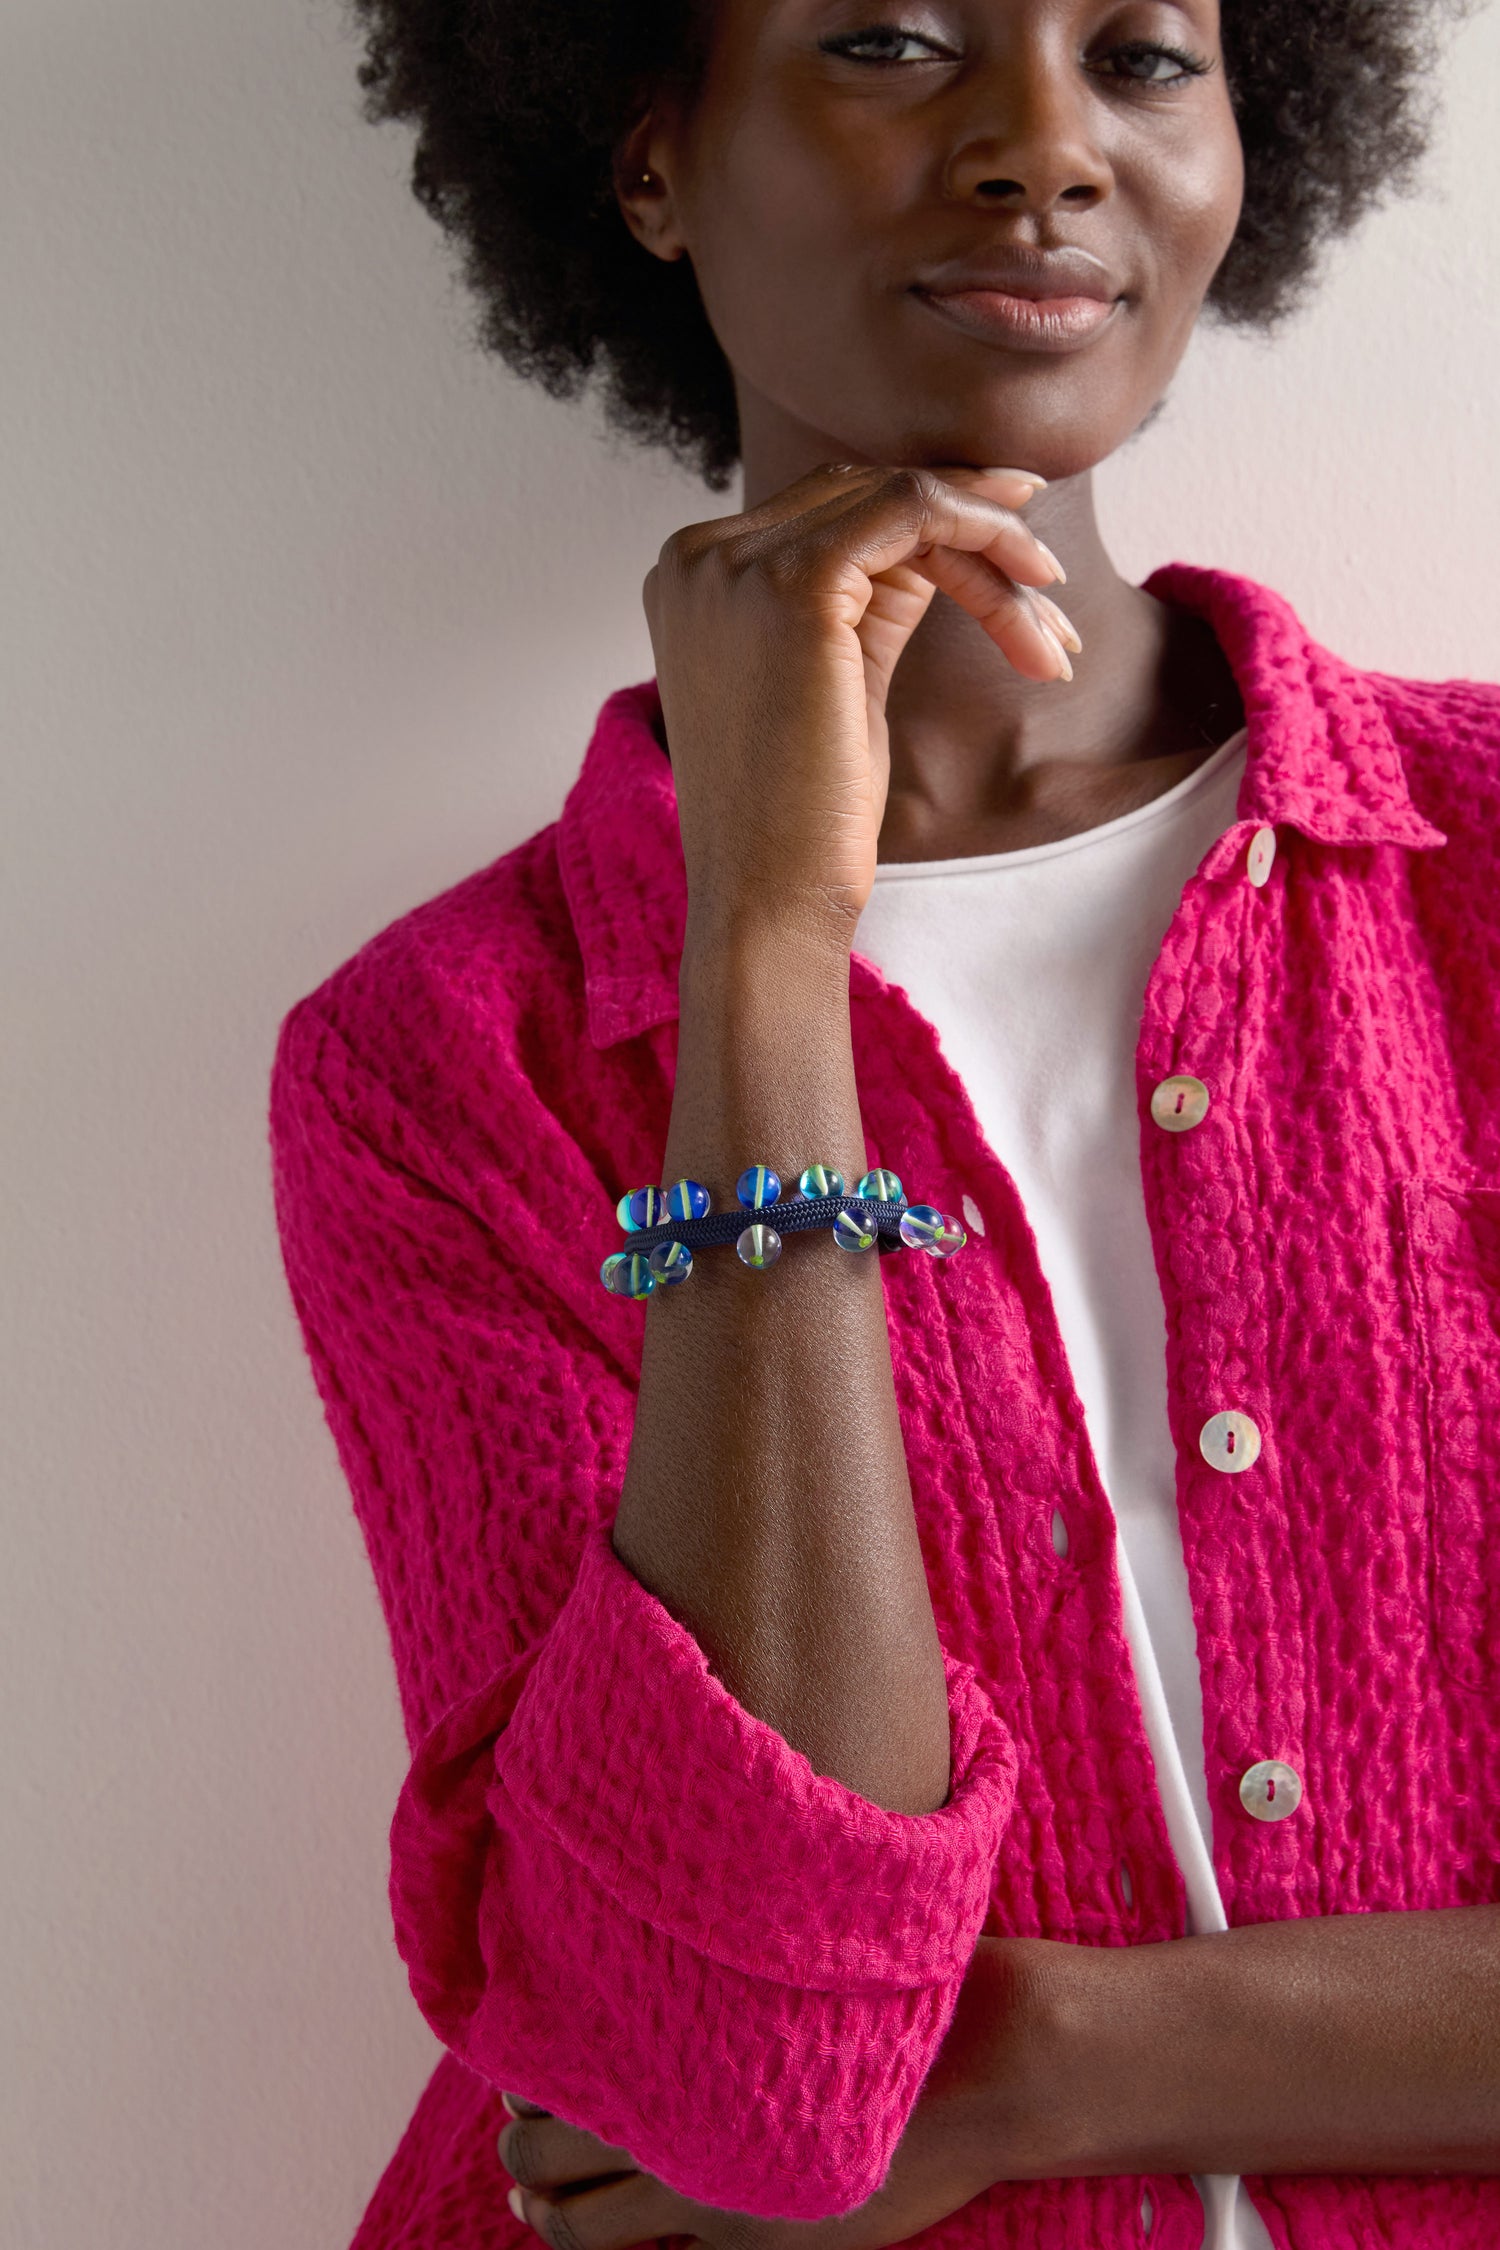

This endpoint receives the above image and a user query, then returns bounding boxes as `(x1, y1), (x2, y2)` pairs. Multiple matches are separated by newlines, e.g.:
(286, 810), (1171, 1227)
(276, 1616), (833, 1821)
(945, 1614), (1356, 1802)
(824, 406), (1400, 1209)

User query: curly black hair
(345, 0), (1473, 491)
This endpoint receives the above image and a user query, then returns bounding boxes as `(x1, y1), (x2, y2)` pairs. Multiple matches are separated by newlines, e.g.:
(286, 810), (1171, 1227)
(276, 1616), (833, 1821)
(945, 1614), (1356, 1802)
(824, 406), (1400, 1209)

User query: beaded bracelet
(600, 1165), (967, 1299)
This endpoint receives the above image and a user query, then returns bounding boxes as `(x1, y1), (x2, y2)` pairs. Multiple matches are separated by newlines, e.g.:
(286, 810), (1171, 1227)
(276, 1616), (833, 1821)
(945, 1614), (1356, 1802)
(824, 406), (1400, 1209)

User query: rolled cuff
(497, 1524), (1018, 1989)
(389, 1524), (1018, 2218)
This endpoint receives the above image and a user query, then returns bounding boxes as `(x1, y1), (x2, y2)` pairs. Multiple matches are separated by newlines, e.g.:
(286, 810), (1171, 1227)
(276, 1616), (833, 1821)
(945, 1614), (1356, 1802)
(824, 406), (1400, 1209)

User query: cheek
(1125, 114), (1243, 357)
(685, 130), (894, 377)
(1179, 108), (1246, 280)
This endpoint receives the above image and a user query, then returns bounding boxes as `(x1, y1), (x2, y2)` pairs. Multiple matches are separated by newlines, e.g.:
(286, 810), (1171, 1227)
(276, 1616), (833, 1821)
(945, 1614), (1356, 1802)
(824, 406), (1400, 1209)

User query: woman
(268, 2), (1500, 2246)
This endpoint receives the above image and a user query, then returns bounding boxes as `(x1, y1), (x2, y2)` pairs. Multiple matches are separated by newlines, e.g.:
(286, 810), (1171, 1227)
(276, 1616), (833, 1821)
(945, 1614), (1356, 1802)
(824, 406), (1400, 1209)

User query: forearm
(986, 1906), (1500, 2180)
(611, 920), (950, 1815)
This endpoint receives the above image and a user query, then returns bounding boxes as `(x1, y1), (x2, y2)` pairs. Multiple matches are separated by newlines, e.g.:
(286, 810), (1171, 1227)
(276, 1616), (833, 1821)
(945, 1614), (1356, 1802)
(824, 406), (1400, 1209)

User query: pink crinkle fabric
(267, 563), (1500, 2250)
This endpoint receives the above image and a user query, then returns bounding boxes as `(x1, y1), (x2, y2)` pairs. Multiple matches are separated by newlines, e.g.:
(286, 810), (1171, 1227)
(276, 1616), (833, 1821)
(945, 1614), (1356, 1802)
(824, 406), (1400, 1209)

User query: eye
(1093, 39), (1212, 86)
(818, 23), (956, 65)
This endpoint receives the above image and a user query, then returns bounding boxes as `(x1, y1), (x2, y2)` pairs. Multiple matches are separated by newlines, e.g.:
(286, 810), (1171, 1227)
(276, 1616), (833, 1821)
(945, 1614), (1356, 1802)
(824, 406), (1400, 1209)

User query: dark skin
(649, 0), (1249, 857)
(495, 0), (1500, 2238)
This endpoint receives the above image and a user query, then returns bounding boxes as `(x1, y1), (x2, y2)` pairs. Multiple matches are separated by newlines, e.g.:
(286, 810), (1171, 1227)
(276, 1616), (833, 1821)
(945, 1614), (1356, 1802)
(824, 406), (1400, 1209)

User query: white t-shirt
(854, 724), (1273, 2250)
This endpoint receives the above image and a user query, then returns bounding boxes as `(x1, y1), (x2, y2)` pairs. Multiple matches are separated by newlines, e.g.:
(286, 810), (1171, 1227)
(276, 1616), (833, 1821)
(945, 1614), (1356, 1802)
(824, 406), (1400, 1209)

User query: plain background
(4, 2), (1498, 2244)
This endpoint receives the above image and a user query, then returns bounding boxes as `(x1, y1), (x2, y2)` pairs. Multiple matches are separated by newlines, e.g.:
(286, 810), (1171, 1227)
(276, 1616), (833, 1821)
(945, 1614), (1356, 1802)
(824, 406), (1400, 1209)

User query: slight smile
(911, 286), (1124, 352)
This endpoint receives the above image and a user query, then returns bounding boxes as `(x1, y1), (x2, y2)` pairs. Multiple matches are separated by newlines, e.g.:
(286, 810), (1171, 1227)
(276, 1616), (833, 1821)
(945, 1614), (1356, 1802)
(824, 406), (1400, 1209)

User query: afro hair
(345, 0), (1475, 490)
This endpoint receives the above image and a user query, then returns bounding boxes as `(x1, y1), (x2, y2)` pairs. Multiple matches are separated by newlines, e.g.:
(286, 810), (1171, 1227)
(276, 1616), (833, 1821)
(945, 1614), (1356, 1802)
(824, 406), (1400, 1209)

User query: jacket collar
(556, 561), (1447, 1049)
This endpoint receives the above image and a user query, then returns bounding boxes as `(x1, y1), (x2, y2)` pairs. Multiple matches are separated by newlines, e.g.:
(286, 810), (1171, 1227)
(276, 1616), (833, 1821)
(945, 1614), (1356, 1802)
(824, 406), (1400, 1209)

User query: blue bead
(898, 1203), (945, 1251)
(832, 1208), (878, 1253)
(856, 1169), (906, 1205)
(926, 1213), (967, 1259)
(648, 1240), (693, 1285)
(735, 1223), (783, 1269)
(796, 1165), (845, 1200)
(601, 1251), (656, 1298)
(736, 1166), (781, 1209)
(666, 1178), (710, 1221)
(620, 1185), (667, 1231)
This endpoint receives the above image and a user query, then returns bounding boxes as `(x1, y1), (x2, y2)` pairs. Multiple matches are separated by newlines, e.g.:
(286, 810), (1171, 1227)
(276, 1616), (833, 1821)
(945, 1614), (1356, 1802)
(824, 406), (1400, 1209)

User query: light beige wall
(3, 3), (1496, 2246)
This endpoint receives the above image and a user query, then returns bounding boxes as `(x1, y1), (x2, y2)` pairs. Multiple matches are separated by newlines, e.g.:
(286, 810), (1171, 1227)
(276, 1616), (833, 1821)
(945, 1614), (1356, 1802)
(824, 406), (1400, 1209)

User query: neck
(738, 401), (1245, 861)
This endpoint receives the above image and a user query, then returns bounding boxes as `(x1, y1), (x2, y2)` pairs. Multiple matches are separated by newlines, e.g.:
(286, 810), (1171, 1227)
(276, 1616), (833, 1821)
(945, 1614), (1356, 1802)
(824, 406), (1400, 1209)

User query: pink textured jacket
(268, 564), (1500, 2250)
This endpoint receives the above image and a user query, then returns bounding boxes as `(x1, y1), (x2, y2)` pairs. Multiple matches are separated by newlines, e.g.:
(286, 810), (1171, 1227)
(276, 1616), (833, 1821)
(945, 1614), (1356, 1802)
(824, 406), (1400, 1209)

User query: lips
(912, 246), (1121, 303)
(910, 248), (1124, 351)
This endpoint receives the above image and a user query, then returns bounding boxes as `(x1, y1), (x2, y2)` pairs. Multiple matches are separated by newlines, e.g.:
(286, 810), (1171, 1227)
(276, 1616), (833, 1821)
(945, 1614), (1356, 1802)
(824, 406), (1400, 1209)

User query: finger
(684, 467), (1058, 603)
(734, 459), (1046, 540)
(764, 469), (1063, 595)
(899, 547), (1074, 681)
(509, 2170), (692, 2250)
(499, 2114), (638, 2193)
(1030, 587), (1083, 653)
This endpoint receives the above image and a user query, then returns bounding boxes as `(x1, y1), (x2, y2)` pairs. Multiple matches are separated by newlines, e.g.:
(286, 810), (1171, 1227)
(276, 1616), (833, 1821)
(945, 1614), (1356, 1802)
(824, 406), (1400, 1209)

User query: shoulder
(1360, 665), (1500, 837)
(1364, 664), (1500, 746)
(269, 812), (593, 1182)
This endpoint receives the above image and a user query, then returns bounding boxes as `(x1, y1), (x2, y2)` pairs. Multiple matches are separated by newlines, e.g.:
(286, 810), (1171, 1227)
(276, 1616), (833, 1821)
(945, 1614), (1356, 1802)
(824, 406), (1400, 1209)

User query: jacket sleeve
(268, 999), (1020, 2223)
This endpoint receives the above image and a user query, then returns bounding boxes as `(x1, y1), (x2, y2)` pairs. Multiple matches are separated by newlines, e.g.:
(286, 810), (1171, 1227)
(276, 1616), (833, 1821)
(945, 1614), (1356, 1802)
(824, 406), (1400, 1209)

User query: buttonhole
(1050, 1507), (1069, 1559)
(1118, 1858), (1135, 1910)
(1141, 2187), (1155, 2236)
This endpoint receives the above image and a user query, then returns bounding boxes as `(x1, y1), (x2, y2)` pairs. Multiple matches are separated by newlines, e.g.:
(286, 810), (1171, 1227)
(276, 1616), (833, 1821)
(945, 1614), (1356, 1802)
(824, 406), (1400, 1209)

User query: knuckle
(538, 2202), (587, 2250)
(702, 532), (756, 584)
(749, 538), (812, 596)
(655, 526), (693, 577)
(883, 462), (943, 512)
(657, 522), (718, 580)
(502, 2120), (542, 2189)
(715, 2218), (765, 2250)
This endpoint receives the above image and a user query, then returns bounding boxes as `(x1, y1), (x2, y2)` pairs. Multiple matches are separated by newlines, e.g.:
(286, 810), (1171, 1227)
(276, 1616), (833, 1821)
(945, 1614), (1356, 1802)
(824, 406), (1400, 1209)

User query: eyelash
(819, 25), (1213, 86)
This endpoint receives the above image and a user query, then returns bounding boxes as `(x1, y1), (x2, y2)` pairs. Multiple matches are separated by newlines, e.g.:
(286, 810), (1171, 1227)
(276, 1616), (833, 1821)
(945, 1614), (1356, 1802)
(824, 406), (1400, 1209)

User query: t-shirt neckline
(870, 724), (1249, 882)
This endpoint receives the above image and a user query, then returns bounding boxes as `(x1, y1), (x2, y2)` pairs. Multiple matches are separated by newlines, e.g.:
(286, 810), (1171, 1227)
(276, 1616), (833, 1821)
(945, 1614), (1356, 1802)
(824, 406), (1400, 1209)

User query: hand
(642, 461), (1078, 952)
(497, 2084), (989, 2250)
(496, 1939), (1045, 2250)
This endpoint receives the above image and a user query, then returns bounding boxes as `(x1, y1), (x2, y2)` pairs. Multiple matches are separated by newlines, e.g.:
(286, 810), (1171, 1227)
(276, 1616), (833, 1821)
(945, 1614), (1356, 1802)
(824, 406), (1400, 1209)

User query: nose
(943, 45), (1114, 213)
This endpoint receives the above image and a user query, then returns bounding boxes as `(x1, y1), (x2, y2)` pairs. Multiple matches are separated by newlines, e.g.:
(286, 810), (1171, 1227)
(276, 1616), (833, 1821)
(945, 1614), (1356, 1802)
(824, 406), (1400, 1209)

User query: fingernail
(983, 467), (1048, 488)
(1034, 540), (1067, 584)
(1037, 599), (1083, 654)
(502, 2094), (523, 2119)
(1042, 625), (1073, 682)
(508, 2186), (526, 2223)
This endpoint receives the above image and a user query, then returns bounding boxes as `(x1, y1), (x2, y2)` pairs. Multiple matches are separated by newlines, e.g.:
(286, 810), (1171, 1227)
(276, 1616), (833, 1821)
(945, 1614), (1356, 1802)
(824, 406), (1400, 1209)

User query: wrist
(681, 896), (856, 996)
(960, 1935), (1146, 2182)
(666, 920), (865, 1209)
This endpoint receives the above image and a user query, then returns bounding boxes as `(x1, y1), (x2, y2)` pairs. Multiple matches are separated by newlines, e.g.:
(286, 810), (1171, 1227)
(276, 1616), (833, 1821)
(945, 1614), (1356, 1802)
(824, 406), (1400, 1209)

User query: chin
(835, 385), (1144, 484)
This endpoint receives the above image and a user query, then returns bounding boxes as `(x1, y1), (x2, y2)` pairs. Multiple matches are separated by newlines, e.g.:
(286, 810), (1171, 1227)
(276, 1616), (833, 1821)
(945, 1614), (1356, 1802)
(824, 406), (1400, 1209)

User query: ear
(612, 108), (689, 264)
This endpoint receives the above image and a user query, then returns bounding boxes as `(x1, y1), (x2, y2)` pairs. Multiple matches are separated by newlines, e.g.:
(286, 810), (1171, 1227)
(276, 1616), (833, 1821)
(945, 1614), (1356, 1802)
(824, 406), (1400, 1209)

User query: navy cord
(622, 1193), (906, 1253)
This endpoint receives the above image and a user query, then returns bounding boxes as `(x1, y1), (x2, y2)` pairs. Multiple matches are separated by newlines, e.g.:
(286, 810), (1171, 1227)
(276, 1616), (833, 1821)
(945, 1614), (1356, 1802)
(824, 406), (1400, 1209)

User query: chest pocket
(1403, 1178), (1500, 1693)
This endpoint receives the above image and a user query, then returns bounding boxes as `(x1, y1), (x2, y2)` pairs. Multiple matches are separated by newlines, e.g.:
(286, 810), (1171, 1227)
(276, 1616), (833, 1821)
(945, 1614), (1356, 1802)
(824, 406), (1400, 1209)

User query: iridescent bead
(898, 1203), (945, 1251)
(856, 1168), (906, 1205)
(736, 1165), (781, 1209)
(648, 1240), (693, 1285)
(925, 1213), (967, 1258)
(735, 1223), (783, 1269)
(666, 1178), (710, 1221)
(796, 1165), (845, 1200)
(832, 1208), (878, 1253)
(601, 1251), (656, 1298)
(617, 1185), (666, 1232)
